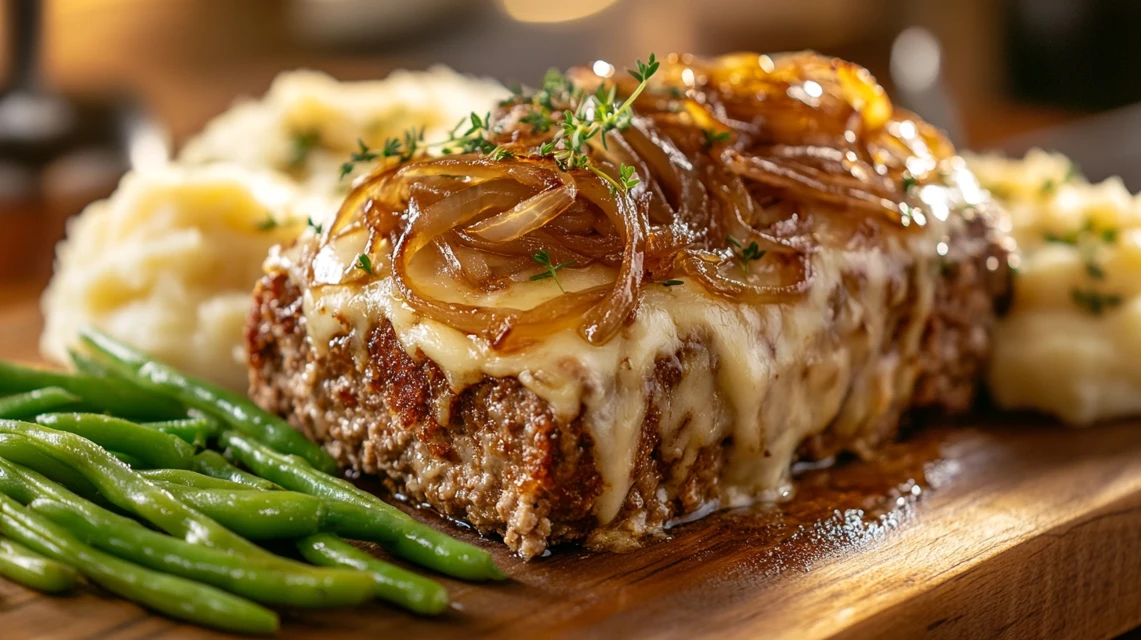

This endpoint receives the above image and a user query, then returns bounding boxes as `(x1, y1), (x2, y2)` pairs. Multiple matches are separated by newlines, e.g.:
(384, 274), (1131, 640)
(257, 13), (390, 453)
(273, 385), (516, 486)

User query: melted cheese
(275, 163), (983, 527)
(275, 223), (940, 527)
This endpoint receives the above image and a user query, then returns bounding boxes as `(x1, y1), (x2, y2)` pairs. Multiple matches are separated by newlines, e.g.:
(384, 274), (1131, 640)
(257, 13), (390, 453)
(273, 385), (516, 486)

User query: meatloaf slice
(246, 51), (1014, 559)
(246, 199), (1009, 559)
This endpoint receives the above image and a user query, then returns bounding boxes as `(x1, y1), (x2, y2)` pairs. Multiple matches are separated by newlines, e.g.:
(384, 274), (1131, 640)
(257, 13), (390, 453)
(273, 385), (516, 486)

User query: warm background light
(497, 0), (620, 24)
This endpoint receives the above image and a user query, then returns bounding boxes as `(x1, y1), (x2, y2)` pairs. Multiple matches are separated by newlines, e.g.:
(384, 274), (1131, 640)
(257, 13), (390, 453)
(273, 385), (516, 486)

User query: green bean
(0, 433), (103, 502)
(34, 499), (373, 609)
(68, 348), (111, 376)
(36, 413), (195, 470)
(319, 499), (501, 577)
(0, 493), (279, 634)
(142, 416), (218, 448)
(221, 431), (505, 581)
(157, 486), (324, 540)
(0, 360), (183, 420)
(114, 478), (498, 582)
(0, 421), (268, 558)
(138, 469), (250, 491)
(109, 451), (149, 469)
(0, 459), (374, 609)
(0, 387), (81, 419)
(78, 328), (337, 473)
(298, 533), (449, 616)
(193, 450), (280, 490)
(0, 536), (79, 593)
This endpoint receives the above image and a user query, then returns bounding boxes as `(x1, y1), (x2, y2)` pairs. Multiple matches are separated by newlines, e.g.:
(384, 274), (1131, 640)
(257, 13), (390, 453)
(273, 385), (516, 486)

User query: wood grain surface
(0, 291), (1139, 640)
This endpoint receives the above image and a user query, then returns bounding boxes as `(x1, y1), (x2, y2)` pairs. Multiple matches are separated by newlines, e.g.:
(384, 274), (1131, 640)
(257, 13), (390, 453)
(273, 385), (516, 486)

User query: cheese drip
(278, 182), (959, 526)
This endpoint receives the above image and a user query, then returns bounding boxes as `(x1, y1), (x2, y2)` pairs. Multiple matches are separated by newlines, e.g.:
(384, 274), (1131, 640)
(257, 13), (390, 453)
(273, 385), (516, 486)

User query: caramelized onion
(722, 149), (906, 221)
(678, 249), (811, 304)
(465, 183), (576, 243)
(314, 51), (957, 352)
(575, 175), (648, 344)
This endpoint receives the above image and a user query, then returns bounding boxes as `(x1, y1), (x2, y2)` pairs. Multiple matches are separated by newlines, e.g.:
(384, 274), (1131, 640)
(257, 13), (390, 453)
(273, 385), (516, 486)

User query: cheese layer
(277, 173), (986, 526)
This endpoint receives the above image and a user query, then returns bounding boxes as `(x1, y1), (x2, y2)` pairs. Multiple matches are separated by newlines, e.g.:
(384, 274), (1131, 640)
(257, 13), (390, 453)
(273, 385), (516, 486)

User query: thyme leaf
(530, 250), (575, 292)
(355, 254), (373, 275)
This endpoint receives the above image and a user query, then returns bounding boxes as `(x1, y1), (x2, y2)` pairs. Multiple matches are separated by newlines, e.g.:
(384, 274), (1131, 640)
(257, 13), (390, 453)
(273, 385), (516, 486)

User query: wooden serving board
(1, 290), (1139, 640)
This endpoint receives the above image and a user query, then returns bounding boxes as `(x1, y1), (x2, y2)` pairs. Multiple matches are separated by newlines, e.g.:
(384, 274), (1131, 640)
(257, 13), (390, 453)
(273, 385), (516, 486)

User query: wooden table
(1, 287), (1139, 640)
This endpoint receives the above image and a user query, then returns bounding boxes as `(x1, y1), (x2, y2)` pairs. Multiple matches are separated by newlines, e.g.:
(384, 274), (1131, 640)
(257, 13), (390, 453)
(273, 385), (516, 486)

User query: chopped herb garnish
(1072, 288), (1122, 315)
(617, 164), (640, 192)
(1045, 218), (1117, 247)
(288, 130), (320, 170)
(1043, 218), (1119, 282)
(400, 127), (425, 160)
(529, 250), (575, 292)
(533, 54), (660, 193)
(355, 254), (373, 275)
(521, 109), (555, 134)
(1043, 230), (1076, 245)
(727, 235), (765, 268)
(703, 128), (731, 150)
(1064, 161), (1080, 184)
(380, 137), (402, 158)
(255, 215), (279, 231)
(338, 129), (427, 179)
(901, 173), (918, 193)
(499, 81), (525, 107)
(307, 217), (323, 234)
(333, 54), (660, 185)
(628, 55), (660, 84)
(440, 112), (496, 155)
(540, 68), (571, 104)
(660, 279), (684, 287)
(339, 139), (380, 180)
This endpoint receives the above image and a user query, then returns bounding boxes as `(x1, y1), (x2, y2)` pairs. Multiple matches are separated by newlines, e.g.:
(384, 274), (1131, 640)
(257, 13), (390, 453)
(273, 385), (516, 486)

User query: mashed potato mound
(41, 68), (506, 389)
(40, 165), (332, 389)
(967, 149), (1141, 424)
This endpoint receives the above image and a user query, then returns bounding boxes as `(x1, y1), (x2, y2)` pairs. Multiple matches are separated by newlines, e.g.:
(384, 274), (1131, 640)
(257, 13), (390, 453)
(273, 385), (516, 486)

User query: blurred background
(2, 0), (1141, 287)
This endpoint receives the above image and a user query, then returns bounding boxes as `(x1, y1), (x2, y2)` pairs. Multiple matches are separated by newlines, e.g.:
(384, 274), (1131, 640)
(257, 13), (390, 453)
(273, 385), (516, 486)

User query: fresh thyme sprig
(529, 250), (575, 292)
(339, 111), (504, 180)
(442, 112), (497, 155)
(338, 129), (426, 180)
(340, 140), (380, 179)
(535, 54), (660, 194)
(727, 236), (765, 268)
(490, 147), (514, 161)
(335, 54), (661, 193)
(307, 217), (323, 234)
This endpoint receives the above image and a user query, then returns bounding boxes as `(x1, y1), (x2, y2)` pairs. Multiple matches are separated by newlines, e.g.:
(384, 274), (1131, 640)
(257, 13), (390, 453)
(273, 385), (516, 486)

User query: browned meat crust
(246, 208), (1008, 559)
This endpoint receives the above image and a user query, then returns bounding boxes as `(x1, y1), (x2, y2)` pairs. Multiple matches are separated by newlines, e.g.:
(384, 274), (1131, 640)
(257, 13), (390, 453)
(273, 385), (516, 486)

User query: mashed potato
(967, 149), (1141, 424)
(41, 68), (506, 389)
(180, 66), (506, 197)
